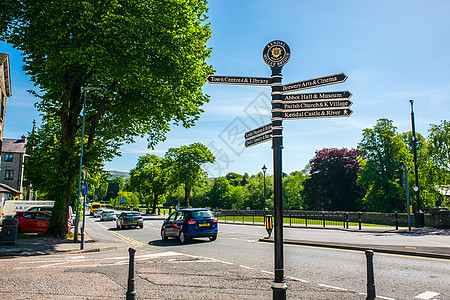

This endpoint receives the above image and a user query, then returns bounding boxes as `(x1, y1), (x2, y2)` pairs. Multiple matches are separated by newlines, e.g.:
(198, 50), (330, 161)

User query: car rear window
(190, 210), (213, 219)
(124, 212), (140, 217)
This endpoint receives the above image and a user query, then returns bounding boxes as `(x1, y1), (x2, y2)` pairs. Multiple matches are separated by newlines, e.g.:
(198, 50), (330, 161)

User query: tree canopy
(303, 148), (363, 211)
(129, 154), (170, 213)
(1, 0), (213, 237)
(357, 119), (412, 212)
(165, 142), (215, 207)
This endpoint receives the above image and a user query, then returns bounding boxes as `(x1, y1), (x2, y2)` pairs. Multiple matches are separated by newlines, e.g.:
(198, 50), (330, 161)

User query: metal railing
(216, 210), (420, 229)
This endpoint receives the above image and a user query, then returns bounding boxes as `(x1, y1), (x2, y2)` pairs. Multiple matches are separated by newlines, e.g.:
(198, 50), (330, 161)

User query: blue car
(161, 208), (218, 243)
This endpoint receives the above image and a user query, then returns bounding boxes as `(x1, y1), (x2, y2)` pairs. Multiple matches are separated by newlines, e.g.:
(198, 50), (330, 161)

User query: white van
(0, 200), (54, 225)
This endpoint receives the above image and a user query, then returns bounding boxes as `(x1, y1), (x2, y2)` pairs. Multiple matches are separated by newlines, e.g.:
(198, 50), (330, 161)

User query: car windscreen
(190, 210), (213, 219)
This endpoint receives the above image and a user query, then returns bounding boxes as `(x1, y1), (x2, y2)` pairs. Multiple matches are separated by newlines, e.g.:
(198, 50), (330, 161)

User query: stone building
(0, 136), (28, 199)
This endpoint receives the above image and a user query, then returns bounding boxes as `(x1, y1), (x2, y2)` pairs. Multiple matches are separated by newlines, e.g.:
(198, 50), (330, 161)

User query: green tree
(243, 174), (273, 210)
(2, 0), (213, 237)
(425, 120), (450, 207)
(118, 190), (139, 208)
(208, 177), (243, 209)
(303, 148), (364, 211)
(165, 143), (215, 207)
(190, 178), (214, 208)
(357, 119), (412, 212)
(401, 131), (438, 209)
(225, 172), (244, 187)
(104, 177), (124, 203)
(283, 170), (308, 210)
(129, 154), (170, 213)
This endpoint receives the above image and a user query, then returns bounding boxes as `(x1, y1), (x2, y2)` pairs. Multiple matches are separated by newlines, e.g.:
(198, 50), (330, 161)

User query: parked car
(26, 206), (53, 213)
(26, 205), (75, 225)
(100, 211), (117, 221)
(93, 208), (105, 218)
(13, 211), (71, 233)
(161, 208), (218, 243)
(116, 211), (143, 229)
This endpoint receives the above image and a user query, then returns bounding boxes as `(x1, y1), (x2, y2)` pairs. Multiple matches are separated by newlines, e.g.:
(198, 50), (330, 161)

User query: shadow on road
(147, 238), (210, 247)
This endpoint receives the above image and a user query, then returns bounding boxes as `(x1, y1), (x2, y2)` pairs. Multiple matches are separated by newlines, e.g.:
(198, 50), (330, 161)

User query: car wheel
(209, 235), (217, 242)
(139, 225), (143, 229)
(161, 229), (168, 241)
(179, 231), (187, 243)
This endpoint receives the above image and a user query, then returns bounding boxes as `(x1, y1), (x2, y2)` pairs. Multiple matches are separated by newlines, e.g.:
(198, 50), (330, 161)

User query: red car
(14, 211), (71, 233)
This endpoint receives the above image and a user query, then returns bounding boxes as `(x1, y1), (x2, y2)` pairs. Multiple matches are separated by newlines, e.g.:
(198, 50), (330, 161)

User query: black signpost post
(207, 40), (352, 300)
(263, 40), (289, 299)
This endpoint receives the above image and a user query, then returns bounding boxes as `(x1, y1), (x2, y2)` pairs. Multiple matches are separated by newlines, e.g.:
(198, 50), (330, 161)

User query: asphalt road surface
(92, 214), (449, 300)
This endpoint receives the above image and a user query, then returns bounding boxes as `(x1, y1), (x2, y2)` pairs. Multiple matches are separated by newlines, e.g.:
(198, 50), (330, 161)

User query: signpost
(281, 108), (353, 119)
(244, 123), (272, 147)
(281, 100), (352, 110)
(207, 75), (272, 86)
(207, 40), (352, 300)
(245, 132), (272, 147)
(281, 91), (352, 101)
(282, 73), (347, 93)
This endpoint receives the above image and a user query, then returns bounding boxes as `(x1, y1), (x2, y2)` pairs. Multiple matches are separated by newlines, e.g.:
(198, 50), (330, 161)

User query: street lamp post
(262, 164), (267, 210)
(409, 100), (424, 227)
(74, 87), (101, 246)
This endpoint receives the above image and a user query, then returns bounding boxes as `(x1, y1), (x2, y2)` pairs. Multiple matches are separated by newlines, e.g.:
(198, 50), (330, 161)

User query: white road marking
(286, 276), (309, 283)
(318, 283), (347, 291)
(261, 270), (274, 275)
(377, 295), (395, 300)
(415, 291), (440, 299)
(239, 265), (255, 270)
(358, 293), (395, 300)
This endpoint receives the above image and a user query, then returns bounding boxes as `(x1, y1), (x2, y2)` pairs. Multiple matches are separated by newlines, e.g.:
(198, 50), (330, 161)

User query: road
(92, 214), (449, 300)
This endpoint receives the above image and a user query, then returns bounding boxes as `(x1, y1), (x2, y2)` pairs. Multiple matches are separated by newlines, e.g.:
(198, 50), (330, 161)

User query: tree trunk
(46, 146), (78, 237)
(184, 185), (191, 208)
(46, 83), (82, 238)
(152, 193), (158, 215)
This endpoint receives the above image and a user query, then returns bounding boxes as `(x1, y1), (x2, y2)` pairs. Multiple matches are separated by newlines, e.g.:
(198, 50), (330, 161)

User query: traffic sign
(281, 91), (352, 101)
(245, 132), (272, 147)
(81, 182), (88, 197)
(207, 75), (272, 86)
(244, 123), (272, 139)
(282, 100), (352, 111)
(282, 108), (353, 119)
(282, 73), (347, 93)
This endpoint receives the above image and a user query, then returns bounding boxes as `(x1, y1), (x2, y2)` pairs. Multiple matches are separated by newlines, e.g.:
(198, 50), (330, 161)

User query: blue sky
(2, 0), (450, 178)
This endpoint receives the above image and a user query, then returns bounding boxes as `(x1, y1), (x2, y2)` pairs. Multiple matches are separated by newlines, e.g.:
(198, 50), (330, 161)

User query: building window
(5, 170), (13, 180)
(4, 154), (13, 162)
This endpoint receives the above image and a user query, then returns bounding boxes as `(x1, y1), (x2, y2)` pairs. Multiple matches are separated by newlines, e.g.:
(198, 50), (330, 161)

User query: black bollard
(395, 211), (398, 230)
(126, 247), (137, 300)
(365, 250), (376, 300)
(358, 211), (362, 230)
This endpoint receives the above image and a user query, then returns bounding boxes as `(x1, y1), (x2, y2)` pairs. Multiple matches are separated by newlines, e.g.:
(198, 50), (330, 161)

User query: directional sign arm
(282, 73), (347, 93)
(281, 91), (352, 101)
(207, 75), (272, 86)
(283, 108), (353, 119)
